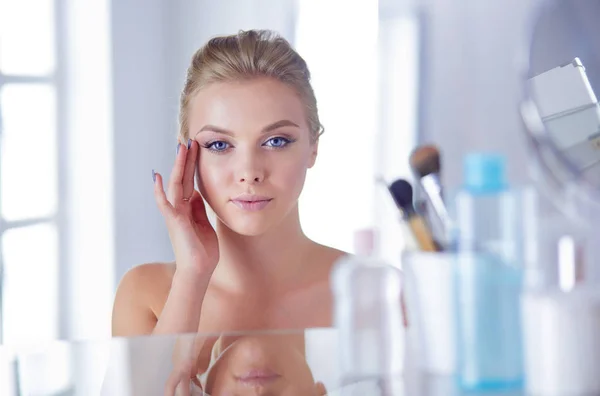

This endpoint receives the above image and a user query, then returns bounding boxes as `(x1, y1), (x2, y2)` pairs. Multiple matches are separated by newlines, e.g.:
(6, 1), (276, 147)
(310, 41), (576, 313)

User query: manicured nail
(152, 169), (156, 183)
(187, 139), (192, 149)
(176, 143), (181, 155)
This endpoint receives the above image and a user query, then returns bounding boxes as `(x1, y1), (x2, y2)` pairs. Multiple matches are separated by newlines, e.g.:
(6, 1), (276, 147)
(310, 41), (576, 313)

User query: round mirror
(523, 0), (600, 286)
(523, 0), (600, 199)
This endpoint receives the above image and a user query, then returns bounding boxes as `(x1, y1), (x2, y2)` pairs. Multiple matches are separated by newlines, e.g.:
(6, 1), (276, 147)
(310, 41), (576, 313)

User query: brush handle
(399, 221), (420, 251)
(408, 215), (438, 252)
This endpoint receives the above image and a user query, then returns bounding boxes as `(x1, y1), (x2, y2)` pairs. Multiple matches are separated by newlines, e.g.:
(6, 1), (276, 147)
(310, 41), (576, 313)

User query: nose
(239, 174), (262, 183)
(236, 151), (265, 184)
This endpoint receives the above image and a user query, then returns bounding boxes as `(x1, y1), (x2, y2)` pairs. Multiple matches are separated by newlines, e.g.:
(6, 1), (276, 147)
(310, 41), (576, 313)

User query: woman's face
(203, 334), (326, 395)
(188, 78), (318, 236)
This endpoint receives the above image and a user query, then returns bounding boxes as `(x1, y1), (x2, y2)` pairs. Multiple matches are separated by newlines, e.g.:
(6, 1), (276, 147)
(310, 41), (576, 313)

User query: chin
(212, 200), (298, 236)
(225, 220), (273, 236)
(216, 212), (276, 236)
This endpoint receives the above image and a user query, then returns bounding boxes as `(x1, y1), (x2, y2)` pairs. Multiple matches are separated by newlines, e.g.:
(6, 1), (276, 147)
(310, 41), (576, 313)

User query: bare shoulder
(112, 262), (175, 337)
(308, 242), (350, 274)
(118, 262), (175, 290)
(314, 243), (349, 263)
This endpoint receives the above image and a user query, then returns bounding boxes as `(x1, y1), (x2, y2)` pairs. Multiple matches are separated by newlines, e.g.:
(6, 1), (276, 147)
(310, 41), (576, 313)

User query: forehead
(188, 78), (308, 135)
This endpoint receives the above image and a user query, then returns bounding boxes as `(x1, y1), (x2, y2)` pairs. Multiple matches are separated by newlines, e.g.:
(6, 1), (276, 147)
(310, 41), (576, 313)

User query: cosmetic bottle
(331, 254), (404, 395)
(453, 153), (524, 391)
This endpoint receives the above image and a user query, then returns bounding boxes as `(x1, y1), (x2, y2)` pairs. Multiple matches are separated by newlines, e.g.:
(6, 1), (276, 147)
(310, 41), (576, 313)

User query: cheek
(197, 156), (229, 199)
(270, 153), (310, 188)
(280, 162), (307, 184)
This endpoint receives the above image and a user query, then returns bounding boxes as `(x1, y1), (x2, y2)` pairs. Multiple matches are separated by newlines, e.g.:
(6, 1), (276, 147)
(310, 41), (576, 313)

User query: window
(295, 0), (379, 253)
(294, 0), (419, 263)
(0, 0), (61, 345)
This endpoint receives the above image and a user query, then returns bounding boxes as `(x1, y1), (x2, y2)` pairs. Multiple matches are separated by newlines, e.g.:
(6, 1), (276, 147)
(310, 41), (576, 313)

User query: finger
(153, 171), (173, 217)
(182, 139), (198, 200)
(175, 378), (191, 396)
(165, 371), (191, 396)
(164, 370), (180, 396)
(194, 161), (202, 192)
(190, 190), (210, 225)
(168, 141), (188, 203)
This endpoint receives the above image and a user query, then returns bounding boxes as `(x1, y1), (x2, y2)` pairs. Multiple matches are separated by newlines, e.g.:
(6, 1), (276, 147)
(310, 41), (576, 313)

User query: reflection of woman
(190, 333), (326, 395)
(111, 29), (345, 382)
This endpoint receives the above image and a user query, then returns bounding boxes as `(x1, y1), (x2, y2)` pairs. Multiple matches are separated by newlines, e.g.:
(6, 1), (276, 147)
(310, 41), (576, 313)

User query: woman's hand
(164, 334), (209, 396)
(164, 357), (197, 396)
(153, 139), (219, 276)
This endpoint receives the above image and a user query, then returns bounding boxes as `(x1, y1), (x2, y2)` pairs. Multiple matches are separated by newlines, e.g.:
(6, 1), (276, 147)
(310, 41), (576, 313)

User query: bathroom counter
(0, 328), (524, 396)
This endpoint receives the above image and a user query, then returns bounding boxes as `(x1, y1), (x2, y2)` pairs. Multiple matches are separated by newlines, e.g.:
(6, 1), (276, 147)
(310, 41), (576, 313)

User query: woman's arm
(110, 263), (211, 396)
(111, 264), (158, 336)
(152, 268), (211, 335)
(111, 263), (213, 336)
(150, 139), (219, 335)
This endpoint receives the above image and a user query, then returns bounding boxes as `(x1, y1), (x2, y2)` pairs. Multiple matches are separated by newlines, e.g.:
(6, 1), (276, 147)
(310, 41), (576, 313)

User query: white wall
(416, 0), (542, 190)
(110, 0), (174, 287)
(166, 0), (297, 108)
(529, 0), (600, 93)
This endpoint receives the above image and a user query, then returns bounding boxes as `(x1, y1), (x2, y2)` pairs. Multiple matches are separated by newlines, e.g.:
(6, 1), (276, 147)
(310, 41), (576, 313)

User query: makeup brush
(409, 145), (453, 246)
(376, 175), (420, 251)
(389, 179), (439, 252)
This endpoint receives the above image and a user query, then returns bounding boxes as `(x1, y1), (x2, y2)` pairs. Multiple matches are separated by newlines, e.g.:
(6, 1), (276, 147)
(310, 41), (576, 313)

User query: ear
(307, 139), (319, 169)
(315, 381), (327, 395)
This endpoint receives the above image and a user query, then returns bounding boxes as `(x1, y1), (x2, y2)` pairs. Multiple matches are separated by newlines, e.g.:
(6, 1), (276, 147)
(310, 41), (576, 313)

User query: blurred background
(2, 0), (588, 349)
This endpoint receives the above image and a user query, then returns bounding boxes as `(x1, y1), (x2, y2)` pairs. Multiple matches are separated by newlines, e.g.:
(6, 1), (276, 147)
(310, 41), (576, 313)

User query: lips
(235, 369), (280, 385)
(231, 194), (273, 211)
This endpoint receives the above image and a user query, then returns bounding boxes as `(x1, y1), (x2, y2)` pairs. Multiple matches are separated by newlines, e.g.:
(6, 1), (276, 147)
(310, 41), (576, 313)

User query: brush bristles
(389, 179), (413, 210)
(410, 145), (441, 178)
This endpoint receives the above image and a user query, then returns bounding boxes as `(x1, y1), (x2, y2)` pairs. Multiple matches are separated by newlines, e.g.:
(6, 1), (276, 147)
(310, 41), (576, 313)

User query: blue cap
(463, 153), (507, 194)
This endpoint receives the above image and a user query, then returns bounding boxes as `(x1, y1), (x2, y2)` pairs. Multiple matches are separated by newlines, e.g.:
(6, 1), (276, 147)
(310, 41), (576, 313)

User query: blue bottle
(453, 153), (524, 391)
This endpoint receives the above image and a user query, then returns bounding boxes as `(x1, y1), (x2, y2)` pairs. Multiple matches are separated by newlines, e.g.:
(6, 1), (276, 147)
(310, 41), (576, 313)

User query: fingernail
(176, 143), (181, 155)
(187, 139), (192, 149)
(152, 169), (156, 183)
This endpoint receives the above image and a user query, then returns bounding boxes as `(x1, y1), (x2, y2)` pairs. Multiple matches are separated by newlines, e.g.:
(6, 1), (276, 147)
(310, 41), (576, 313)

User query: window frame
(0, 0), (66, 344)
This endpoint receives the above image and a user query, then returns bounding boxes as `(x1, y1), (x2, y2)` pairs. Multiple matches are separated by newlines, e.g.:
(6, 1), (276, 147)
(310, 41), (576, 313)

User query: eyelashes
(204, 140), (229, 152)
(263, 136), (294, 148)
(201, 136), (297, 154)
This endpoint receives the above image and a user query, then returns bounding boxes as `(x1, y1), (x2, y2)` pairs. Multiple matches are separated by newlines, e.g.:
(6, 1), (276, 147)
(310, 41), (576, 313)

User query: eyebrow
(195, 119), (300, 137)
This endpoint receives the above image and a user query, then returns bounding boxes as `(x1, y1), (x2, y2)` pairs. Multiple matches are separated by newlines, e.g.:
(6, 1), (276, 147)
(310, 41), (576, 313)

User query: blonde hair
(178, 29), (323, 142)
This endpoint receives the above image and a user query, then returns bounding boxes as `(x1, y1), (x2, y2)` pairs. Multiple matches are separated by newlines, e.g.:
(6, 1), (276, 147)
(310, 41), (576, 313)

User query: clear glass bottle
(331, 255), (404, 395)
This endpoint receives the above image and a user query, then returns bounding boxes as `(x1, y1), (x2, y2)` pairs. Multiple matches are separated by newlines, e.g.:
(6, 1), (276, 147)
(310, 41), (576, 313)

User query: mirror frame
(520, 0), (600, 216)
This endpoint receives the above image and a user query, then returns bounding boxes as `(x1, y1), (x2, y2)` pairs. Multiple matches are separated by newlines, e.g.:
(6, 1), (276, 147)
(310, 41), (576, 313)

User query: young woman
(111, 29), (346, 390)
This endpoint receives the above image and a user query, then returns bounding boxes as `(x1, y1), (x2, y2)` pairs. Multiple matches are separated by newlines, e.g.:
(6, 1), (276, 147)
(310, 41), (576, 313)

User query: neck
(213, 205), (314, 291)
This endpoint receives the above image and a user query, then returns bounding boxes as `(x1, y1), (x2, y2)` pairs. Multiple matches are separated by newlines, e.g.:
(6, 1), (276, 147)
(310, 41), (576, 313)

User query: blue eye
(264, 136), (292, 148)
(206, 141), (230, 152)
